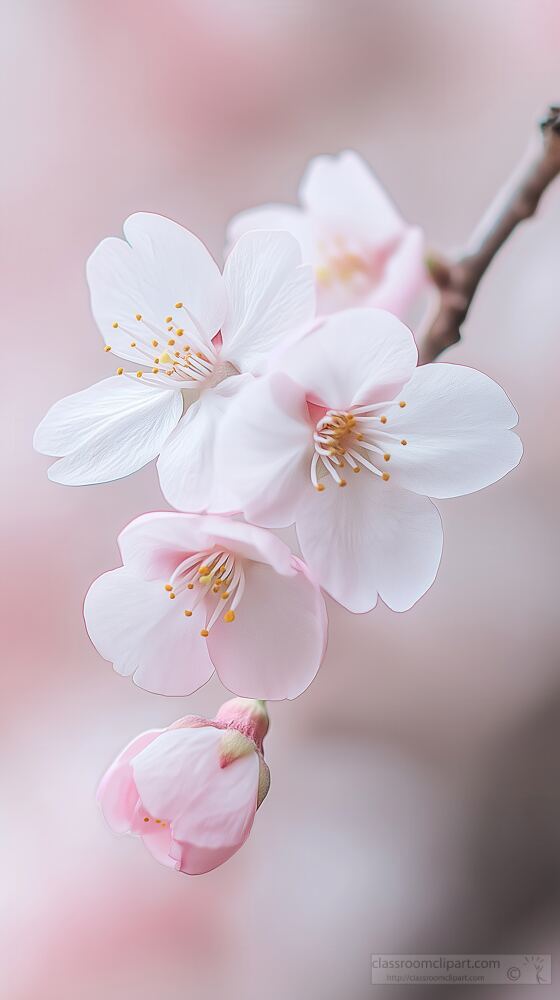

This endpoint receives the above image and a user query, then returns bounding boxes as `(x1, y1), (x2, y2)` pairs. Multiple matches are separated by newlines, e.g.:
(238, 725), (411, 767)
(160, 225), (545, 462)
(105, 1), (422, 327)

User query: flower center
(311, 400), (408, 490)
(314, 235), (401, 292)
(106, 302), (220, 389)
(164, 549), (244, 637)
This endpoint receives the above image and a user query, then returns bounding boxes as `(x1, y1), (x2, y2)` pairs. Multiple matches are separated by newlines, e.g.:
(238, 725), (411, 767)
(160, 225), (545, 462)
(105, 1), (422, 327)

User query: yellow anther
(104, 345), (111, 352)
(117, 367), (124, 375)
(151, 339), (158, 347)
(167, 326), (173, 332)
(382, 472), (390, 481)
(401, 439), (408, 446)
(184, 610), (192, 617)
(338, 479), (347, 487)
(199, 564), (210, 574)
(161, 822), (166, 827)
(135, 314), (142, 321)
(136, 371), (143, 378)
(164, 584), (173, 591)
(130, 341), (136, 348)
(353, 466), (361, 473)
(383, 453), (391, 462)
(196, 352), (204, 359)
(175, 302), (183, 309)
(169, 592), (176, 599)
(315, 483), (325, 492)
(399, 400), (407, 408)
(154, 357), (160, 364)
(356, 432), (364, 440)
(143, 817), (149, 822)
(200, 629), (209, 638)
(175, 351), (180, 358)
(176, 328), (184, 336)
(224, 610), (236, 623)
(187, 583), (194, 590)
(213, 585), (220, 593)
(168, 339), (176, 347)
(112, 321), (119, 329)
(221, 592), (230, 600)
(152, 367), (159, 374)
(380, 415), (387, 424)
(155, 819), (161, 824)
(165, 315), (173, 324)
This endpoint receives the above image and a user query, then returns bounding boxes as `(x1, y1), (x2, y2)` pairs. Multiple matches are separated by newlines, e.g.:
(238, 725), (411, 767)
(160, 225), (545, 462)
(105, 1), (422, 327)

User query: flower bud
(97, 698), (270, 875)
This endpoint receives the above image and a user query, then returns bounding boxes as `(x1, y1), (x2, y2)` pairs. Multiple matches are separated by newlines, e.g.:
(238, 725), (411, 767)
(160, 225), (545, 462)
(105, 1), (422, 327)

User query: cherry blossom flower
(227, 150), (426, 318)
(84, 512), (327, 699)
(212, 308), (522, 614)
(34, 214), (314, 510)
(97, 698), (271, 875)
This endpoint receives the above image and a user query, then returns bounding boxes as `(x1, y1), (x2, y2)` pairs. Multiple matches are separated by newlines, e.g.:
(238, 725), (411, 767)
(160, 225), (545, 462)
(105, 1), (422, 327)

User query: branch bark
(418, 105), (560, 366)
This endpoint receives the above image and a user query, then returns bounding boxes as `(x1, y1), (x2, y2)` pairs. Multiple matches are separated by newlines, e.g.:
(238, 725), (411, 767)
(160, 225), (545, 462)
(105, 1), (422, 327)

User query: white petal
(34, 376), (182, 485)
(382, 364), (522, 498)
(295, 472), (443, 613)
(157, 374), (252, 512)
(84, 567), (214, 695)
(226, 205), (314, 262)
(208, 557), (327, 700)
(87, 213), (227, 362)
(277, 308), (418, 409)
(212, 372), (312, 527)
(300, 150), (404, 246)
(220, 230), (315, 375)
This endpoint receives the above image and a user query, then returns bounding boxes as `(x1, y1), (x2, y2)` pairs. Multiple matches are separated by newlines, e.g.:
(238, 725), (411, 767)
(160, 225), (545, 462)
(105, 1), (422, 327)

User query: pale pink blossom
(228, 150), (426, 318)
(84, 511), (327, 699)
(34, 214), (314, 510)
(97, 698), (271, 875)
(213, 308), (522, 613)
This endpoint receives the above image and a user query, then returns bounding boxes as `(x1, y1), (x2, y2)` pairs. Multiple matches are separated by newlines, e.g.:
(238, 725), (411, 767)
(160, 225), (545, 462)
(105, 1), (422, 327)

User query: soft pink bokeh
(4, 1), (560, 997)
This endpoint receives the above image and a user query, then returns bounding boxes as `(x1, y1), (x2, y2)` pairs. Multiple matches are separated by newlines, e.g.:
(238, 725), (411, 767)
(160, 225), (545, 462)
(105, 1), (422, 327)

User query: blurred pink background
(4, 1), (560, 997)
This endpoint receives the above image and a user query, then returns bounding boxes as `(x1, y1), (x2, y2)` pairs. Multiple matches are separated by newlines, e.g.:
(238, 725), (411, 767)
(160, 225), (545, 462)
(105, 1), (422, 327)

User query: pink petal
(84, 567), (214, 695)
(295, 472), (443, 613)
(207, 556), (327, 700)
(300, 150), (405, 246)
(369, 227), (427, 319)
(226, 204), (314, 262)
(117, 511), (214, 580)
(276, 308), (418, 409)
(212, 372), (312, 528)
(97, 729), (163, 834)
(132, 728), (259, 873)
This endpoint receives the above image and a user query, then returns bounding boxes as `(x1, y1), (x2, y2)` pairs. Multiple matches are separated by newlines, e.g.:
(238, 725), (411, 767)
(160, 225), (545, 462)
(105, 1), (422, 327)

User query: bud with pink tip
(97, 698), (270, 875)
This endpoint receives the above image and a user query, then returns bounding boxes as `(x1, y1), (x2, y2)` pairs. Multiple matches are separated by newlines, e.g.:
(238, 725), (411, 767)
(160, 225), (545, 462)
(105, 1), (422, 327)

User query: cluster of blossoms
(35, 152), (522, 874)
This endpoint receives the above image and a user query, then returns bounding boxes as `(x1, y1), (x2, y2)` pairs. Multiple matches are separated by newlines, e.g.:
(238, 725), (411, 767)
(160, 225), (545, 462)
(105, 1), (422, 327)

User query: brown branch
(418, 105), (560, 365)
